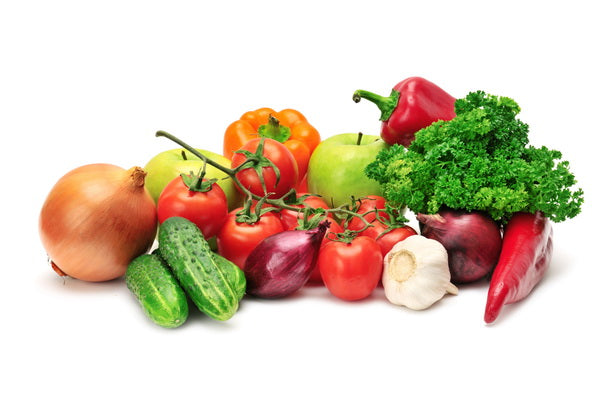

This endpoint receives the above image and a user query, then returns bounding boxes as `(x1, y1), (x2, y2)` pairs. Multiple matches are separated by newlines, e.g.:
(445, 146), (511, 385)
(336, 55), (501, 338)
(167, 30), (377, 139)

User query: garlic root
(382, 235), (457, 310)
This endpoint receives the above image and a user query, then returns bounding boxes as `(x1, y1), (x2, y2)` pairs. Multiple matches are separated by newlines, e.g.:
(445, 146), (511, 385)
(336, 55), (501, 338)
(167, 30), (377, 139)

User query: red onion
(417, 209), (502, 284)
(244, 221), (330, 298)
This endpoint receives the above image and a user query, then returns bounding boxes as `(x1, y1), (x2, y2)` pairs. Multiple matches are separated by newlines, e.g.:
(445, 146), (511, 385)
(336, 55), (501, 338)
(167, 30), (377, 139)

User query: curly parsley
(365, 91), (584, 223)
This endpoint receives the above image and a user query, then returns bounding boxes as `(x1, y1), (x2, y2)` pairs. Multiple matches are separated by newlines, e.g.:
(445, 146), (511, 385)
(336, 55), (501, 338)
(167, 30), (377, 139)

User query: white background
(2, 1), (598, 398)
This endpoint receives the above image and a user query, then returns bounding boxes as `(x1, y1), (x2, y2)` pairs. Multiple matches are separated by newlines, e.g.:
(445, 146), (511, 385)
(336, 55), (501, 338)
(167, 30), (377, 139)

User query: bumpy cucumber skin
(125, 254), (188, 328)
(213, 252), (246, 301)
(158, 217), (239, 321)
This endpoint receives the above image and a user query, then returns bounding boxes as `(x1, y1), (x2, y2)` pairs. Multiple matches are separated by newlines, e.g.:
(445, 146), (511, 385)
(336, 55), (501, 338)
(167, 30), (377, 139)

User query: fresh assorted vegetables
(223, 108), (321, 178)
(353, 76), (456, 147)
(365, 91), (584, 223)
(417, 209), (503, 284)
(244, 221), (330, 298)
(39, 164), (158, 282)
(38, 79), (585, 327)
(382, 235), (458, 310)
(125, 253), (188, 328)
(484, 211), (553, 323)
(365, 89), (583, 321)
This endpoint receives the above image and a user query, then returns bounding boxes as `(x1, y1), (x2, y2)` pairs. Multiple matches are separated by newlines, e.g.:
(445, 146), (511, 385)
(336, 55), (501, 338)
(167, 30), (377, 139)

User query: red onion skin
(417, 209), (502, 284)
(244, 221), (329, 298)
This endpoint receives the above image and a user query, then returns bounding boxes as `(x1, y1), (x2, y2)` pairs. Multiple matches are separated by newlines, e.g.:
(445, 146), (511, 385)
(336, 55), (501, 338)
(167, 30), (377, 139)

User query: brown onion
(39, 164), (158, 282)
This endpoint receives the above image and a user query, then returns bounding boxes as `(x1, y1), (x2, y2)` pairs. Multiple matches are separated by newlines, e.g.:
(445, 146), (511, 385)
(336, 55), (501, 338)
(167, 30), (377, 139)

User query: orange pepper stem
(257, 115), (291, 143)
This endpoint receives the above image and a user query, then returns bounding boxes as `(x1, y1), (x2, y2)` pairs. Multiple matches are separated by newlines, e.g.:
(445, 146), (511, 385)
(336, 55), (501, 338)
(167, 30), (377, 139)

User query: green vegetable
(365, 91), (584, 223)
(212, 252), (246, 301)
(158, 216), (240, 321)
(125, 253), (188, 328)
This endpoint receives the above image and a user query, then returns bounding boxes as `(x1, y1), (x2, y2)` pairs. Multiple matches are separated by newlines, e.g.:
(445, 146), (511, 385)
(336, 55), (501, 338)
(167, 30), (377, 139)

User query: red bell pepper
(484, 211), (553, 324)
(353, 77), (456, 147)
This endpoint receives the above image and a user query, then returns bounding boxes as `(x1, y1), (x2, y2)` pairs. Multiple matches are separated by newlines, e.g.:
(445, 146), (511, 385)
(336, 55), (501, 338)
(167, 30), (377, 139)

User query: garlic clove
(446, 282), (459, 296)
(382, 235), (458, 310)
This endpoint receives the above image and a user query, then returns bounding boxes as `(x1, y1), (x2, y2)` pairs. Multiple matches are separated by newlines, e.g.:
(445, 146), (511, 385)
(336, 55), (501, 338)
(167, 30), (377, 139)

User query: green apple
(144, 148), (242, 210)
(307, 133), (389, 208)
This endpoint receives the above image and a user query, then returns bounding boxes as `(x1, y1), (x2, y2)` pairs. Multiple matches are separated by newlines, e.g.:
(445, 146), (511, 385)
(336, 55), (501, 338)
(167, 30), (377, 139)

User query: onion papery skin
(244, 221), (329, 298)
(39, 164), (158, 282)
(417, 209), (502, 284)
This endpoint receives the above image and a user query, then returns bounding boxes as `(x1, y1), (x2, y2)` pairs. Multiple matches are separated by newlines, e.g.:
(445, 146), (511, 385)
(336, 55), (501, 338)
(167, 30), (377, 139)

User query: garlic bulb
(382, 235), (458, 310)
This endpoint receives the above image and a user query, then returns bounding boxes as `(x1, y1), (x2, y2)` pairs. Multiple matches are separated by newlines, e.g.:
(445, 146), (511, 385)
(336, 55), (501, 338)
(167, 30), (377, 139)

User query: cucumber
(158, 216), (240, 321)
(125, 253), (188, 328)
(157, 241), (244, 301)
(212, 252), (246, 301)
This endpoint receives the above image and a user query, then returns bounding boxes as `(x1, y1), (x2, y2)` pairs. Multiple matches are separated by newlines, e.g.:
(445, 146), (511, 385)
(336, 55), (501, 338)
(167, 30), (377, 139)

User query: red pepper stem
(352, 89), (400, 121)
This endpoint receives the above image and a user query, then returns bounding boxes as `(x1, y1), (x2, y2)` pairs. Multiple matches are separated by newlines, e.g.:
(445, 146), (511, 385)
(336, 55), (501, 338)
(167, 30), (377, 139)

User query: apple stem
(356, 132), (363, 146)
(181, 150), (187, 161)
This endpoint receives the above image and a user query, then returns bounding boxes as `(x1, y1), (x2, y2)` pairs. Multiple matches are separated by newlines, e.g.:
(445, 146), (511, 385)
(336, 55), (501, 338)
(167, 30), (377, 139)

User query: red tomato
(294, 174), (308, 192)
(318, 236), (383, 301)
(359, 220), (418, 257)
(216, 207), (284, 269)
(306, 219), (345, 284)
(231, 138), (299, 199)
(157, 176), (228, 239)
(279, 193), (330, 230)
(347, 195), (390, 231)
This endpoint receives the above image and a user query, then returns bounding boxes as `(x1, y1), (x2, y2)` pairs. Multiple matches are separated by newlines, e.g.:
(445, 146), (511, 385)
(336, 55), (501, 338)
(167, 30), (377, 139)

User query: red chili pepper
(484, 211), (553, 324)
(353, 77), (456, 147)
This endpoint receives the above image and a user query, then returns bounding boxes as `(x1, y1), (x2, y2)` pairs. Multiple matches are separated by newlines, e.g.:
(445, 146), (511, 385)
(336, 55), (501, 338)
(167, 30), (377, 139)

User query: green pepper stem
(352, 89), (400, 122)
(257, 115), (292, 143)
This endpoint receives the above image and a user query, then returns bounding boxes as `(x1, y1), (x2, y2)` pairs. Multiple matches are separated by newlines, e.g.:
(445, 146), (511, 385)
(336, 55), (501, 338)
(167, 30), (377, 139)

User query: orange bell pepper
(223, 108), (321, 179)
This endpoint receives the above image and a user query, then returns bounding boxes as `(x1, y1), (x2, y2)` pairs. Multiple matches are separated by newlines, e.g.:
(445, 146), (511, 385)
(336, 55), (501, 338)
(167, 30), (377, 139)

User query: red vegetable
(484, 211), (553, 324)
(278, 193), (330, 230)
(318, 236), (383, 301)
(216, 207), (284, 269)
(359, 221), (417, 258)
(417, 209), (502, 284)
(157, 174), (228, 239)
(244, 221), (330, 298)
(307, 218), (345, 284)
(231, 137), (299, 199)
(346, 195), (389, 232)
(353, 76), (456, 147)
